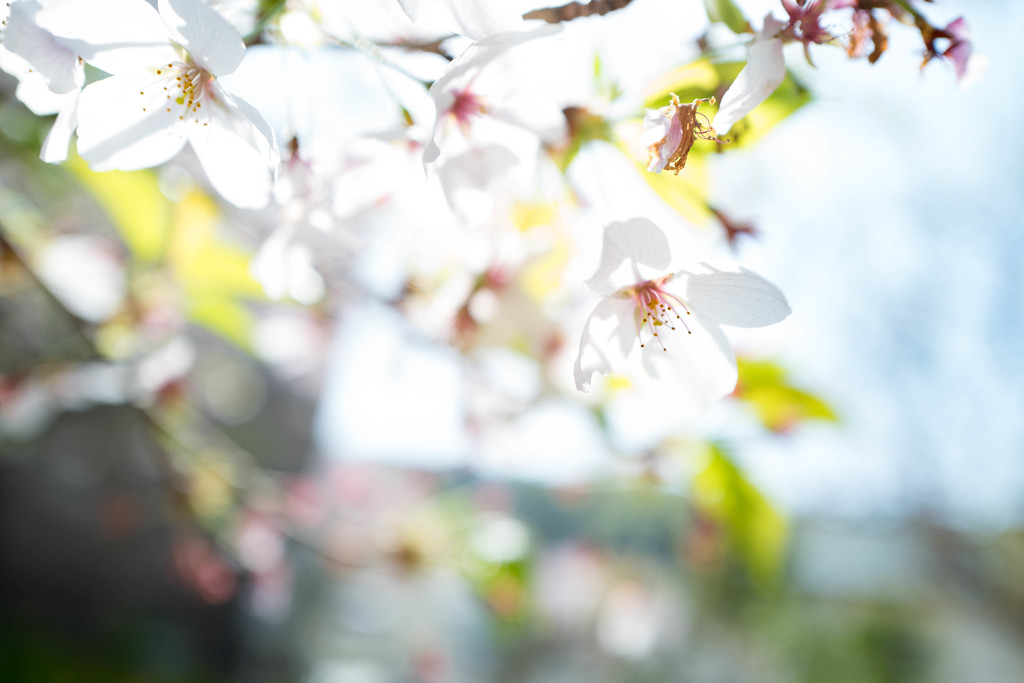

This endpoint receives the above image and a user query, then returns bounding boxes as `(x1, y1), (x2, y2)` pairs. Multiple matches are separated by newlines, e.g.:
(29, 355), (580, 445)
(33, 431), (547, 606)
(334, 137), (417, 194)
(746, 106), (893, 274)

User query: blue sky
(715, 0), (1024, 527)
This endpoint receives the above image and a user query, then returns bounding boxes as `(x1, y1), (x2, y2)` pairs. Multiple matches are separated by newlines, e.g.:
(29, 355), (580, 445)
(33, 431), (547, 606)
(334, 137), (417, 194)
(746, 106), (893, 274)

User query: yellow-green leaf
(736, 358), (839, 433)
(68, 156), (171, 263)
(692, 445), (787, 584)
(168, 189), (265, 349)
(703, 0), (750, 34)
(187, 298), (256, 351)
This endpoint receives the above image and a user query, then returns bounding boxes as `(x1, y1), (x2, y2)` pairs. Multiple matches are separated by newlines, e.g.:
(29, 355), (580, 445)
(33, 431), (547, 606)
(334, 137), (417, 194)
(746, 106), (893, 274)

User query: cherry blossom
(423, 24), (566, 165)
(712, 15), (787, 136)
(36, 0), (278, 208)
(573, 218), (790, 407)
(0, 0), (83, 162)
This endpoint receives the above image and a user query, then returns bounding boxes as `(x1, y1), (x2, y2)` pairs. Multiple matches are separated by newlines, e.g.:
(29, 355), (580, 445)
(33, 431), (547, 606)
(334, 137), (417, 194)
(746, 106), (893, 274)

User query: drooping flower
(711, 15), (787, 136)
(37, 0), (278, 208)
(641, 94), (720, 174)
(574, 218), (790, 407)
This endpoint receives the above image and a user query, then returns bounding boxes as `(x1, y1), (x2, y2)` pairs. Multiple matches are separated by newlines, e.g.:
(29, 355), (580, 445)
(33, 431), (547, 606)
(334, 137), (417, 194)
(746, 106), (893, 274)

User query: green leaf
(736, 358), (839, 433)
(169, 190), (265, 350)
(703, 0), (751, 34)
(692, 445), (787, 584)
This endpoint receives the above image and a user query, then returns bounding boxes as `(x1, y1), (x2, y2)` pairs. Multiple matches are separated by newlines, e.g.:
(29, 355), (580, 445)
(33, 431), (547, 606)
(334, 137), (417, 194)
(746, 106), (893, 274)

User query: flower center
(449, 87), (487, 128)
(624, 275), (692, 351)
(140, 59), (215, 126)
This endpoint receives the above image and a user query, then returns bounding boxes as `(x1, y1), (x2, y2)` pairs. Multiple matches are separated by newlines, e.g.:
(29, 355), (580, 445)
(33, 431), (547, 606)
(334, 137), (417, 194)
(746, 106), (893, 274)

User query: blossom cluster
(0, 0), (973, 413)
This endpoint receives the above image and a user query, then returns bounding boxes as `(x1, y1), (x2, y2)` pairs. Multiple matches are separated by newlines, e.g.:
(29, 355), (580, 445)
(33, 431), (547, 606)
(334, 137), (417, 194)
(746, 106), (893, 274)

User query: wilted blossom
(574, 218), (790, 409)
(641, 94), (720, 174)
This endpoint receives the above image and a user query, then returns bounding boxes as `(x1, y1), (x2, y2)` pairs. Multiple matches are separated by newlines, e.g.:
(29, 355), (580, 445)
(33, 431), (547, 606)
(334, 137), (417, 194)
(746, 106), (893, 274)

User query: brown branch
(524, 0), (635, 24)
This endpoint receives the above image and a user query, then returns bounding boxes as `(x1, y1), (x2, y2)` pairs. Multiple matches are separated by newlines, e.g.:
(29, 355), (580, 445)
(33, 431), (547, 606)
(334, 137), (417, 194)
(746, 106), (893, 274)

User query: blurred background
(2, 1), (1023, 682)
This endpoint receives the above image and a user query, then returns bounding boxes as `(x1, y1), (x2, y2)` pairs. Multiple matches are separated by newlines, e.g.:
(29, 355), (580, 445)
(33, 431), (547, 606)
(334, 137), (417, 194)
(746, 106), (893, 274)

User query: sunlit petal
(190, 92), (275, 208)
(36, 0), (177, 75)
(574, 296), (636, 392)
(158, 0), (246, 75)
(684, 269), (791, 327)
(585, 217), (672, 295)
(76, 74), (187, 170)
(712, 17), (786, 135)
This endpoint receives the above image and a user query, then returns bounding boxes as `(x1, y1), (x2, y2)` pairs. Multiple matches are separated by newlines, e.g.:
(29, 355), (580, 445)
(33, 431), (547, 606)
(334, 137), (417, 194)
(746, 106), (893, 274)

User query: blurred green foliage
(737, 358), (839, 433)
(703, 0), (751, 34)
(693, 445), (788, 585)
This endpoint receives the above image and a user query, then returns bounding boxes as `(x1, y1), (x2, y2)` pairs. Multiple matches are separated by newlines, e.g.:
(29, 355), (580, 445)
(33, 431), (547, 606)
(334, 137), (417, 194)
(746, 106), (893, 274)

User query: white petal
(640, 107), (670, 147)
(218, 45), (305, 152)
(3, 57), (65, 114)
(684, 269), (791, 327)
(75, 74), (187, 170)
(640, 316), (738, 412)
(4, 0), (83, 94)
(711, 34), (785, 135)
(436, 144), (518, 224)
(585, 218), (672, 295)
(444, 0), (525, 40)
(396, 0), (423, 21)
(36, 0), (177, 75)
(189, 93), (275, 208)
(230, 91), (280, 167)
(424, 24), (561, 163)
(574, 296), (636, 392)
(158, 0), (245, 75)
(40, 89), (79, 163)
(250, 224), (295, 300)
(489, 91), (567, 144)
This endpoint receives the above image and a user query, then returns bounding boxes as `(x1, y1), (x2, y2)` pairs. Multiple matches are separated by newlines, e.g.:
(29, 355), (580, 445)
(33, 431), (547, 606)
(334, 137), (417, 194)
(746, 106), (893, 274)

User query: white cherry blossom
(0, 0), (83, 162)
(36, 0), (278, 208)
(712, 15), (787, 136)
(423, 24), (566, 165)
(574, 218), (790, 408)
